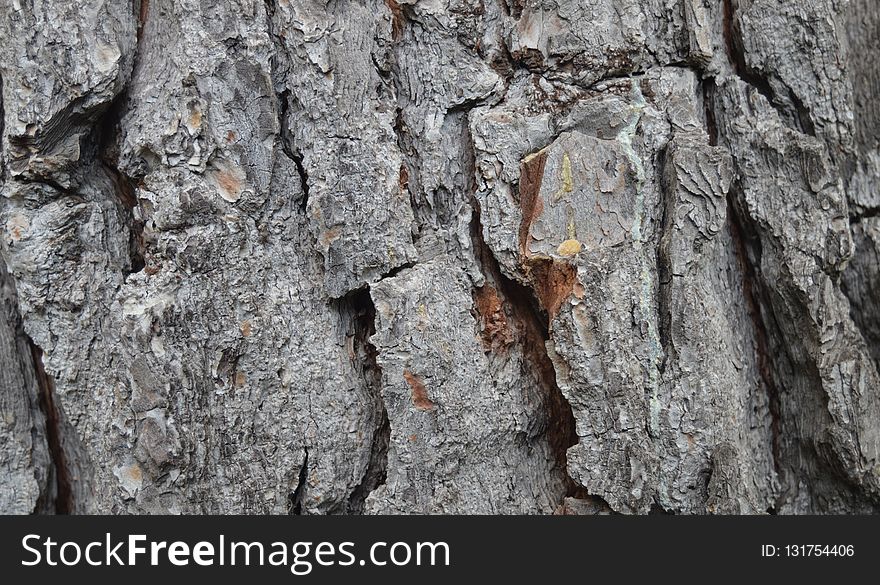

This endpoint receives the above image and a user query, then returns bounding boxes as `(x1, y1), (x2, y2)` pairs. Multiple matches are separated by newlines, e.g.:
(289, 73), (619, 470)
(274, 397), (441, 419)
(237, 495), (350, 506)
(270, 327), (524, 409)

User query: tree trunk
(1, 0), (878, 514)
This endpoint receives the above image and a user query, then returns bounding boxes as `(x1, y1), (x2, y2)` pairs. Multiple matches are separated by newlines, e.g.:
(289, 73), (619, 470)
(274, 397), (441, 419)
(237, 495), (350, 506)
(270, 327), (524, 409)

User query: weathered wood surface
(1, 0), (878, 514)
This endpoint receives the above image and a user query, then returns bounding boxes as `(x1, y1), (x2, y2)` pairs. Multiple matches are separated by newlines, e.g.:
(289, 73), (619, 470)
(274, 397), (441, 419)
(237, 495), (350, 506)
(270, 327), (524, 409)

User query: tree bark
(0, 0), (878, 514)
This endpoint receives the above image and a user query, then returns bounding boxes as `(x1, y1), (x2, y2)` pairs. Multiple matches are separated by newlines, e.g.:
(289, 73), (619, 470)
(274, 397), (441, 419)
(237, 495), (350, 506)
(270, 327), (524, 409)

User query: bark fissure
(469, 195), (583, 503)
(384, 0), (406, 42)
(656, 145), (673, 378)
(265, 1), (308, 215)
(378, 262), (417, 282)
(721, 0), (815, 137)
(702, 79), (719, 147)
(337, 288), (390, 514)
(1, 72), (4, 174)
(98, 93), (145, 276)
(136, 0), (150, 44)
(722, 0), (772, 104)
(724, 195), (784, 495)
(28, 342), (72, 514)
(1, 259), (53, 514)
(291, 151), (310, 214)
(272, 85), (309, 213)
(849, 207), (880, 224)
(288, 448), (308, 515)
(712, 3), (799, 509)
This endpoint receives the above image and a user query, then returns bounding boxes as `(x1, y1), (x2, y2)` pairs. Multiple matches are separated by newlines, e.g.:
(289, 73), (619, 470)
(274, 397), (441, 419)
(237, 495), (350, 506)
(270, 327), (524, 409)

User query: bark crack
(336, 288), (390, 514)
(721, 0), (815, 137)
(291, 150), (310, 215)
(469, 194), (585, 505)
(725, 194), (784, 506)
(288, 448), (308, 515)
(656, 145), (673, 379)
(849, 207), (880, 225)
(136, 0), (150, 44)
(29, 341), (73, 514)
(1, 72), (4, 178)
(266, 2), (309, 214)
(98, 93), (145, 276)
(709, 11), (875, 509)
(715, 1), (789, 510)
(276, 93), (308, 213)
(702, 79), (719, 147)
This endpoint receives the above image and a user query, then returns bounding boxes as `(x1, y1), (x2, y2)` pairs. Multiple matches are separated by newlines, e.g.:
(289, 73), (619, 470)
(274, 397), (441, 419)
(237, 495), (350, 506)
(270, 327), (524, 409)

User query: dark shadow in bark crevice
(334, 288), (391, 514)
(469, 191), (588, 506)
(28, 341), (73, 514)
(721, 0), (816, 137)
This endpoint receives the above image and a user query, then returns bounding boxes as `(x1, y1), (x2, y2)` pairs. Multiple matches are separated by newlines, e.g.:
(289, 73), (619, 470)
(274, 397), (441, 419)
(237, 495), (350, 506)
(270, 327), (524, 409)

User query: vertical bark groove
(470, 195), (582, 505)
(29, 342), (72, 514)
(721, 0), (815, 137)
(340, 288), (390, 514)
(288, 448), (308, 515)
(725, 196), (784, 495)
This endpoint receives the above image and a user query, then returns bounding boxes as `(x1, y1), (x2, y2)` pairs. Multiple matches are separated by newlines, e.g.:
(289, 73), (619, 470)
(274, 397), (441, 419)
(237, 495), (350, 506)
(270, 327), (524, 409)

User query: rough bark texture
(1, 0), (878, 514)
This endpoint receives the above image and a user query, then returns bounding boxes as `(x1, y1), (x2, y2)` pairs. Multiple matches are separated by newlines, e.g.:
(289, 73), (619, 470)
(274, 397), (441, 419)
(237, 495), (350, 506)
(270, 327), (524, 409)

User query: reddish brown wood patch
(526, 257), (578, 320)
(518, 151), (548, 256)
(403, 369), (435, 411)
(385, 0), (405, 40)
(472, 284), (513, 352)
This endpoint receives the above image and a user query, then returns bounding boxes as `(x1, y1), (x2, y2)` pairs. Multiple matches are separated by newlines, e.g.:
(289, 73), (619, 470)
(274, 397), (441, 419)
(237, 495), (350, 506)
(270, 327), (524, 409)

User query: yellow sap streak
(552, 152), (574, 202)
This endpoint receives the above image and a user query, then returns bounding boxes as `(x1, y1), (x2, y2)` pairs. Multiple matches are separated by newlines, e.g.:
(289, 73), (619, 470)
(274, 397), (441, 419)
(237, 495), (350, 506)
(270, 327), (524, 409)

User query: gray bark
(0, 0), (878, 514)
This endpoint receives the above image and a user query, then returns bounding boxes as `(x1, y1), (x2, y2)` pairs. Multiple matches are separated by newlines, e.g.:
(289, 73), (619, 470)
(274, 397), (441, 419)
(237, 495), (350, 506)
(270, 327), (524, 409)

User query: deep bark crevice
(383, 21), (422, 250)
(1, 72), (4, 175)
(378, 261), (417, 282)
(468, 194), (584, 502)
(656, 144), (673, 378)
(265, 3), (309, 214)
(391, 108), (426, 249)
(10, 175), (78, 198)
(708, 20), (790, 505)
(786, 87), (817, 138)
(849, 207), (880, 224)
(28, 341), (73, 514)
(723, 189), (878, 510)
(1, 260), (54, 514)
(464, 99), (586, 506)
(721, 0), (774, 108)
(288, 448), (308, 515)
(702, 78), (719, 147)
(336, 288), (390, 514)
(721, 0), (815, 137)
(98, 92), (145, 276)
(384, 0), (407, 42)
(724, 195), (784, 492)
(712, 90), (876, 511)
(273, 87), (310, 213)
(291, 151), (310, 214)
(136, 0), (150, 43)
(347, 409), (391, 514)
